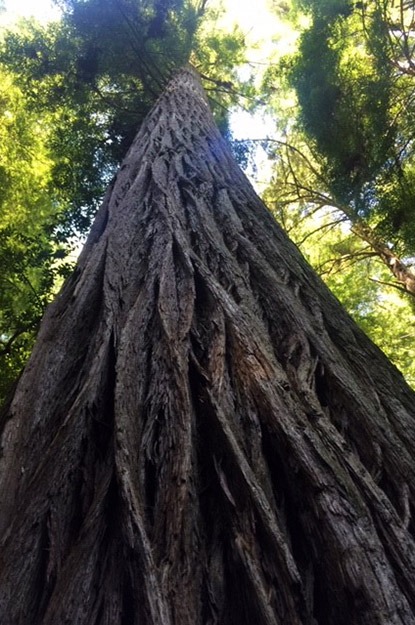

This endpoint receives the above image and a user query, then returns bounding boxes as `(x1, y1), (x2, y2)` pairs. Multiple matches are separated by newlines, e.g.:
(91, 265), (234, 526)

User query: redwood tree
(1, 67), (415, 625)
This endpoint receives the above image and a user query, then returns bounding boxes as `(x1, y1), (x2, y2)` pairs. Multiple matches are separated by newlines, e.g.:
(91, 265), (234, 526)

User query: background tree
(276, 0), (415, 284)
(2, 66), (415, 625)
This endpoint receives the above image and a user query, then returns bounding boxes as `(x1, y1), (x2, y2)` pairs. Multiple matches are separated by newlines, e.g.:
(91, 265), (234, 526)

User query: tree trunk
(1, 66), (415, 625)
(350, 219), (415, 297)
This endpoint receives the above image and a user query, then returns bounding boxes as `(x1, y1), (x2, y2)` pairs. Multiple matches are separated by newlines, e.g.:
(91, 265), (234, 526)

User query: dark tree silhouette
(1, 67), (415, 625)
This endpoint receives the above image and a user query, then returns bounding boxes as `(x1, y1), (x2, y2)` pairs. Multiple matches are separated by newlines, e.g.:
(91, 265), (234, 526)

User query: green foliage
(290, 8), (394, 203)
(1, 19), (116, 231)
(0, 66), (70, 400)
(0, 2), (252, 228)
(315, 229), (415, 388)
(282, 0), (415, 259)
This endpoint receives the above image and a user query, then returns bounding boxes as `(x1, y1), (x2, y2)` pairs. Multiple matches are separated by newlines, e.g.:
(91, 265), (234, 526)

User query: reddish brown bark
(1, 67), (415, 625)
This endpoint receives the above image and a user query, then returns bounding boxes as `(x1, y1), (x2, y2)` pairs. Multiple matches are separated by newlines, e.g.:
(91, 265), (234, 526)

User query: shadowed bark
(1, 66), (415, 625)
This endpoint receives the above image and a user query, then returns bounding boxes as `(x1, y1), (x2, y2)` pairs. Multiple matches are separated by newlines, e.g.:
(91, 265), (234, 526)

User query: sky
(2, 0), (61, 22)
(2, 0), (278, 30)
(1, 0), (285, 56)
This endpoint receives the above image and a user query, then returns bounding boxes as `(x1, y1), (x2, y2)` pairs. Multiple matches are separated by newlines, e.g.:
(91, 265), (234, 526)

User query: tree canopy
(280, 0), (415, 265)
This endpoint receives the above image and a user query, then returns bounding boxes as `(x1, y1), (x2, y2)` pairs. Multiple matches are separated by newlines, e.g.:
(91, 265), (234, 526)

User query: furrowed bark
(1, 66), (415, 625)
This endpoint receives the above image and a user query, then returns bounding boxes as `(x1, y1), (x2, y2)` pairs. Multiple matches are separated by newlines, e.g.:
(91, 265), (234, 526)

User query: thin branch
(296, 218), (350, 247)
(369, 276), (411, 295)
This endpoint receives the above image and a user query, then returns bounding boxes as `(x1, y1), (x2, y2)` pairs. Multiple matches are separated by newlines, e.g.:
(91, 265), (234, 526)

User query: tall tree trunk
(1, 66), (415, 625)
(350, 219), (415, 297)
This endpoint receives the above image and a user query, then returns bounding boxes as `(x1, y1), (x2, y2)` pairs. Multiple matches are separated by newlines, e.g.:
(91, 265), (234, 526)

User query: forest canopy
(0, 0), (414, 400)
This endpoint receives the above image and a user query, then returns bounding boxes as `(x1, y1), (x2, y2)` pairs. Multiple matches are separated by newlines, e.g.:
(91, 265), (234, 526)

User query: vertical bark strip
(1, 66), (415, 624)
